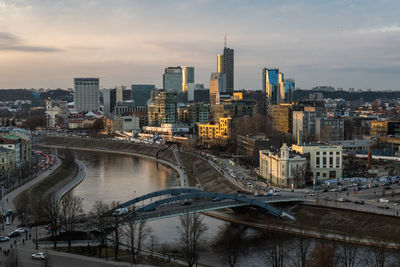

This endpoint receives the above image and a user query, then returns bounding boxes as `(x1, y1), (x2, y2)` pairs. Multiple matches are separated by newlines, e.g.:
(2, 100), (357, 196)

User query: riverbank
(13, 159), (78, 220)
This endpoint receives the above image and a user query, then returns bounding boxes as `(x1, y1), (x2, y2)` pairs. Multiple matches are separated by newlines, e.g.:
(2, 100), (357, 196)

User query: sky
(0, 0), (400, 90)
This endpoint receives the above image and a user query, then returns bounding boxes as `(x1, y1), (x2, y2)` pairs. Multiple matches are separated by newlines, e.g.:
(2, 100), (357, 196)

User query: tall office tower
(223, 47), (234, 92)
(103, 88), (116, 115)
(74, 78), (100, 112)
(147, 91), (177, 126)
(284, 79), (295, 103)
(115, 85), (124, 104)
(182, 66), (194, 93)
(278, 72), (285, 103)
(217, 54), (224, 73)
(131, 84), (155, 106)
(209, 72), (226, 106)
(262, 68), (280, 104)
(163, 66), (182, 92)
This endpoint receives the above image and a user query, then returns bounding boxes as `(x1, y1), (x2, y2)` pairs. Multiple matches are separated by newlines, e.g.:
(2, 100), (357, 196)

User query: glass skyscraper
(131, 84), (155, 106)
(223, 47), (234, 92)
(263, 68), (280, 104)
(163, 66), (182, 92)
(182, 66), (194, 93)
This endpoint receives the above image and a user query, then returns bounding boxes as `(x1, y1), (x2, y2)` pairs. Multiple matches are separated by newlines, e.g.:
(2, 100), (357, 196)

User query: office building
(263, 68), (280, 104)
(315, 117), (345, 142)
(74, 78), (100, 112)
(198, 117), (232, 142)
(194, 88), (210, 104)
(187, 103), (209, 125)
(103, 88), (116, 115)
(223, 47), (234, 92)
(259, 143), (307, 187)
(115, 85), (124, 104)
(212, 100), (256, 122)
(122, 88), (132, 101)
(282, 79), (295, 103)
(182, 66), (194, 93)
(131, 84), (155, 106)
(163, 66), (182, 92)
(209, 72), (226, 106)
(292, 144), (343, 181)
(147, 91), (177, 126)
(268, 104), (293, 133)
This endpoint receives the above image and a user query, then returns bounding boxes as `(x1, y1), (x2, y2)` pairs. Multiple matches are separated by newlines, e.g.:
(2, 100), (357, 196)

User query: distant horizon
(1, 1), (400, 90)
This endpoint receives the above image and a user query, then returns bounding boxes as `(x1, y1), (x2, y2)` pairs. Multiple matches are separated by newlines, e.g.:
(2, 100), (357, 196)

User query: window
(329, 157), (333, 168)
(323, 173), (326, 177)
(323, 157), (327, 168)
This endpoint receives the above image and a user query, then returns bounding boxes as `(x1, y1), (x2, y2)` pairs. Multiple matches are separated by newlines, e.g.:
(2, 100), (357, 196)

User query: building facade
(163, 67), (182, 92)
(74, 78), (100, 112)
(292, 144), (343, 181)
(131, 84), (155, 106)
(147, 91), (177, 126)
(223, 47), (234, 92)
(259, 144), (307, 187)
(198, 117), (232, 141)
(268, 104), (293, 133)
(182, 66), (194, 93)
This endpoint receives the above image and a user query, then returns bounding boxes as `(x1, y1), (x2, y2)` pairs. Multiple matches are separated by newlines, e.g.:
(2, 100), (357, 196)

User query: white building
(74, 78), (100, 112)
(259, 144), (307, 188)
(292, 144), (343, 181)
(45, 98), (68, 128)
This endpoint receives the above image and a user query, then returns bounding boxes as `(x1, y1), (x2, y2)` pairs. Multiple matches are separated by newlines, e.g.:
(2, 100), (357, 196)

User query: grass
(14, 160), (78, 220)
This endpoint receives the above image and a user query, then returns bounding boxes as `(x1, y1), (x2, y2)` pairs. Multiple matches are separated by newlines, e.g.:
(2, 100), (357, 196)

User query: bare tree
(309, 242), (337, 267)
(178, 213), (209, 267)
(149, 235), (158, 257)
(59, 195), (83, 252)
(136, 220), (152, 257)
(89, 200), (111, 257)
(338, 227), (360, 267)
(109, 201), (122, 261)
(43, 197), (60, 248)
(367, 245), (386, 267)
(291, 165), (306, 188)
(264, 231), (289, 267)
(291, 227), (311, 267)
(214, 223), (247, 267)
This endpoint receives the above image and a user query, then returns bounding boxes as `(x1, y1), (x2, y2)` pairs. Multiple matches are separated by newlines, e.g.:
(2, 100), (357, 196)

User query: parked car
(273, 192), (281, 196)
(354, 200), (365, 205)
(336, 198), (345, 202)
(323, 197), (332, 201)
(16, 227), (27, 233)
(379, 198), (389, 203)
(8, 231), (21, 238)
(32, 252), (47, 260)
(0, 236), (10, 242)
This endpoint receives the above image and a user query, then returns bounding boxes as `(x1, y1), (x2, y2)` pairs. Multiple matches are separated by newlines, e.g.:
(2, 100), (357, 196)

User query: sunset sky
(1, 0), (400, 90)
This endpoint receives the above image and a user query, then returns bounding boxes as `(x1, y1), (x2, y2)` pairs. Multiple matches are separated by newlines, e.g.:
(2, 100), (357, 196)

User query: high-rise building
(209, 72), (226, 106)
(217, 54), (224, 73)
(182, 66), (194, 93)
(115, 85), (124, 104)
(103, 88), (116, 115)
(163, 66), (182, 92)
(147, 91), (177, 126)
(263, 68), (280, 104)
(268, 103), (293, 133)
(223, 47), (234, 92)
(131, 84), (155, 106)
(74, 78), (100, 112)
(283, 79), (295, 103)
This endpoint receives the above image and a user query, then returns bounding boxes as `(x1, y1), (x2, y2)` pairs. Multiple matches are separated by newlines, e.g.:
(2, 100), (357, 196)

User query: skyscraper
(262, 68), (280, 104)
(217, 54), (224, 73)
(74, 78), (100, 112)
(147, 91), (177, 126)
(115, 85), (124, 104)
(223, 47), (234, 92)
(131, 84), (155, 106)
(163, 66), (182, 92)
(283, 79), (295, 103)
(209, 72), (226, 106)
(182, 66), (194, 93)
(103, 88), (116, 115)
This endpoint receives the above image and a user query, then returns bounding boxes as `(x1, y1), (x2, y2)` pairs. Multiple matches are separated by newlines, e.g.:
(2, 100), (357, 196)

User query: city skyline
(1, 1), (400, 90)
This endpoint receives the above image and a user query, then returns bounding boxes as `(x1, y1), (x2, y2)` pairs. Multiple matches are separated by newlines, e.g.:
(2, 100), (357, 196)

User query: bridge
(111, 188), (299, 222)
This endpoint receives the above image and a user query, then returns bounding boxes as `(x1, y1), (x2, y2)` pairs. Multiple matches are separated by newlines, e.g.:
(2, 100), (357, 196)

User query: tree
(89, 200), (111, 257)
(214, 223), (247, 267)
(264, 231), (289, 267)
(367, 245), (386, 267)
(309, 242), (336, 267)
(291, 227), (311, 267)
(291, 164), (306, 188)
(59, 195), (83, 252)
(136, 220), (152, 258)
(338, 228), (360, 267)
(109, 201), (122, 261)
(178, 213), (209, 267)
(43, 197), (60, 249)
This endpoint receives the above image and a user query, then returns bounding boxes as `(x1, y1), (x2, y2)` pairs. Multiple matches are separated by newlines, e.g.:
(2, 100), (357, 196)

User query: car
(322, 189), (328, 193)
(384, 182), (392, 186)
(272, 192), (281, 196)
(212, 197), (222, 201)
(0, 236), (10, 242)
(379, 198), (389, 203)
(8, 231), (21, 238)
(330, 188), (338, 192)
(354, 200), (365, 205)
(16, 227), (27, 233)
(336, 198), (345, 202)
(181, 200), (192, 206)
(323, 197), (332, 201)
(32, 252), (47, 260)
(384, 186), (392, 190)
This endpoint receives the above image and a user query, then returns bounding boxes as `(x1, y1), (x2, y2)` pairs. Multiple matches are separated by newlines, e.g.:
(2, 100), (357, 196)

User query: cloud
(0, 31), (62, 52)
(359, 25), (400, 33)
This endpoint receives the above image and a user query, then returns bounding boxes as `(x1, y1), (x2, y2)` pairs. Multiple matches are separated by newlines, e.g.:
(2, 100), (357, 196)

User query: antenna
(224, 34), (227, 48)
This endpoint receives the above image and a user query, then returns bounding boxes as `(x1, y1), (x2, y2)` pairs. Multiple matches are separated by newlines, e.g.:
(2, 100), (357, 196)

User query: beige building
(259, 144), (307, 187)
(198, 117), (232, 141)
(292, 144), (343, 181)
(0, 147), (14, 176)
(268, 104), (292, 133)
